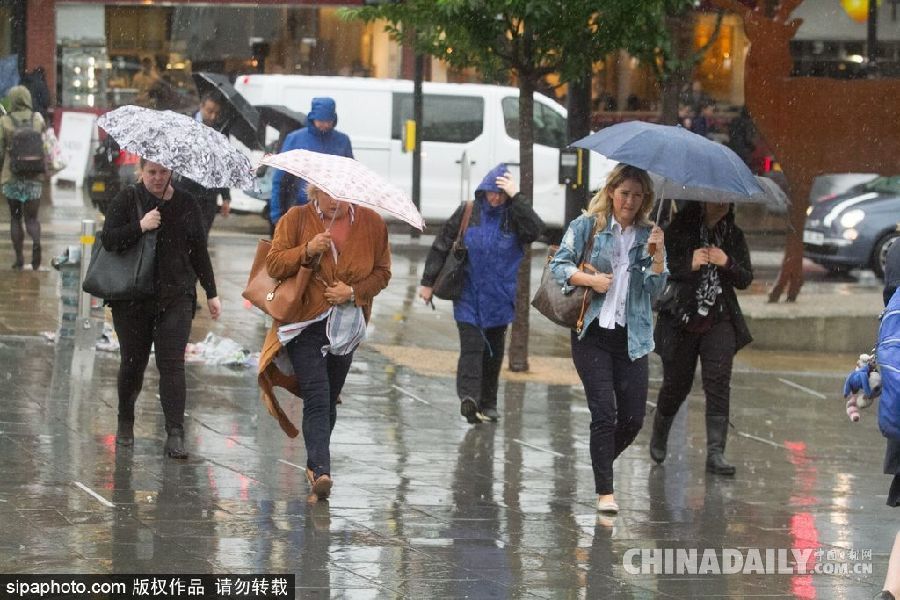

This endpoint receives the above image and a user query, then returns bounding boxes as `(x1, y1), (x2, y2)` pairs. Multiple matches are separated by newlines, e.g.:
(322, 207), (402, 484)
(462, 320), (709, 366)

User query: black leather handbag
(432, 201), (473, 301)
(82, 200), (157, 301)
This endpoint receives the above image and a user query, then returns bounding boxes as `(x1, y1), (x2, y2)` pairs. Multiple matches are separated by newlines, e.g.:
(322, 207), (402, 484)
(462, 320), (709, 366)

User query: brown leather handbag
(242, 239), (313, 323)
(531, 235), (596, 333)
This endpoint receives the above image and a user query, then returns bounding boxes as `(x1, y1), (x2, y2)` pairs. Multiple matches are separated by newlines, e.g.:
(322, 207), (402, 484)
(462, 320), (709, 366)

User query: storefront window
(56, 3), (379, 109)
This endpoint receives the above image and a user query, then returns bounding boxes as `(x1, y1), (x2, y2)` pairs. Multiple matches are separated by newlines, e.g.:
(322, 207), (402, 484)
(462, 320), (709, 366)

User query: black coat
(101, 183), (217, 309)
(653, 202), (753, 361)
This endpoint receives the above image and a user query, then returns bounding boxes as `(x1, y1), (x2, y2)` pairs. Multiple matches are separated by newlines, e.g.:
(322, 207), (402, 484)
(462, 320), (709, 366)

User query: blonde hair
(585, 163), (655, 234)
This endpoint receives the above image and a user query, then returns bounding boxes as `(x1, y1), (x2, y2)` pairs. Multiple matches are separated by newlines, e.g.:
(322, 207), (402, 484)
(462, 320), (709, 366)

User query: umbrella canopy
(192, 72), (262, 150)
(572, 121), (765, 201)
(261, 149), (425, 230)
(97, 105), (256, 191)
(257, 105), (306, 135)
(651, 174), (786, 207)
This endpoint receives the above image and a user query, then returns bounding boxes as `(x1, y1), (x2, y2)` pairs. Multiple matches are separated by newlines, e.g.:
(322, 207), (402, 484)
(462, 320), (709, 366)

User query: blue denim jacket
(549, 214), (668, 360)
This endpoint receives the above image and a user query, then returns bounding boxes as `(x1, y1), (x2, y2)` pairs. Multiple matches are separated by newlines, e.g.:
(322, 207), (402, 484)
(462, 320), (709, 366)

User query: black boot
(31, 245), (41, 271)
(650, 410), (676, 464)
(706, 415), (735, 476)
(116, 420), (134, 447)
(164, 426), (188, 459)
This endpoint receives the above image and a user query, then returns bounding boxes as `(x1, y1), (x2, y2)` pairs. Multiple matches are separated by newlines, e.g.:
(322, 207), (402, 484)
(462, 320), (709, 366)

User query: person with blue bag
(419, 164), (543, 424)
(844, 241), (900, 600)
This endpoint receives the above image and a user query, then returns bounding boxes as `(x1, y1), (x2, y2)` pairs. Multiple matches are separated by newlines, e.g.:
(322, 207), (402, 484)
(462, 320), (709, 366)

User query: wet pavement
(0, 185), (896, 598)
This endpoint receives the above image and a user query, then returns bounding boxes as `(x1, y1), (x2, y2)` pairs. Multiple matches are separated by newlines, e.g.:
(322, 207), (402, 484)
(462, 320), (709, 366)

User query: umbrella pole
(648, 195), (667, 256)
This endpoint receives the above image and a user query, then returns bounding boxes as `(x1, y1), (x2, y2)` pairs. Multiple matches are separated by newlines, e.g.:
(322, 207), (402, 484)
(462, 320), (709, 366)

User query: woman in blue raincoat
(419, 164), (544, 424)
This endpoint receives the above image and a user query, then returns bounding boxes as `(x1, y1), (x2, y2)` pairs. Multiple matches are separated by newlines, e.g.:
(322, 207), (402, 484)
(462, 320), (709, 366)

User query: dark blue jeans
(286, 319), (354, 478)
(571, 323), (648, 495)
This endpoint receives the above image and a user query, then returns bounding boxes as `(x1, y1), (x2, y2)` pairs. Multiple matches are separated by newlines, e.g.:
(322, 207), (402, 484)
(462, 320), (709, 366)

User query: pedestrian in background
(419, 165), (543, 424)
(549, 163), (667, 514)
(0, 85), (46, 271)
(102, 159), (221, 458)
(173, 91), (231, 235)
(269, 97), (353, 226)
(20, 67), (51, 122)
(257, 184), (391, 500)
(650, 201), (753, 476)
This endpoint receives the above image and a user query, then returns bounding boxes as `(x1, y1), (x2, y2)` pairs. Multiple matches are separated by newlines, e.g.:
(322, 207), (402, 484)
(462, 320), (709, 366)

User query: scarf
(695, 218), (726, 318)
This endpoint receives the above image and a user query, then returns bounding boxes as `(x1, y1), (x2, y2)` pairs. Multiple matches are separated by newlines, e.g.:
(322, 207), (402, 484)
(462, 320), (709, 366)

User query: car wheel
(873, 232), (900, 279)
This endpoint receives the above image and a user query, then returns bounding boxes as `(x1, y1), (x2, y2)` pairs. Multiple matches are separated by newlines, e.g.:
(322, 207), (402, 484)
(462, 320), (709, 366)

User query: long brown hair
(585, 163), (655, 234)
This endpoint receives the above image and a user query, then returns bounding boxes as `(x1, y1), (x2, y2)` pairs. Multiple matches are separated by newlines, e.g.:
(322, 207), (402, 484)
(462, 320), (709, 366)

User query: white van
(234, 74), (612, 229)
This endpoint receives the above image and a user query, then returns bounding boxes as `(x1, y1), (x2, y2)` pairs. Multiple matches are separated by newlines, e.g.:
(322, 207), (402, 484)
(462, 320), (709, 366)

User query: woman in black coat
(650, 201), (752, 475)
(101, 159), (221, 458)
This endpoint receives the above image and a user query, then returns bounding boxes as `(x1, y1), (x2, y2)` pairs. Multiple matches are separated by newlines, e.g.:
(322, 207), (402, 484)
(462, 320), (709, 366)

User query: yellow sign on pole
(402, 120), (416, 153)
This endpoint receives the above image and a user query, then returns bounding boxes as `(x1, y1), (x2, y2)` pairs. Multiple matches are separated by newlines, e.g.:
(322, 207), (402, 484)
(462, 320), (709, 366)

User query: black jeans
(111, 295), (195, 431)
(456, 322), (507, 410)
(286, 319), (354, 478)
(7, 197), (41, 267)
(571, 323), (648, 495)
(656, 319), (736, 419)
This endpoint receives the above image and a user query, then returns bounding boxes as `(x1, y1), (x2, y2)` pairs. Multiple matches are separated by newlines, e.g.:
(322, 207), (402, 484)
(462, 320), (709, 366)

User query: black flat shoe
(460, 397), (480, 424)
(164, 428), (188, 459)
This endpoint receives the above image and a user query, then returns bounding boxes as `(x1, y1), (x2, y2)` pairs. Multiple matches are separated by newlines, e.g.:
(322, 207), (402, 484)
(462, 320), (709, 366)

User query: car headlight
(840, 208), (865, 229)
(842, 228), (859, 241)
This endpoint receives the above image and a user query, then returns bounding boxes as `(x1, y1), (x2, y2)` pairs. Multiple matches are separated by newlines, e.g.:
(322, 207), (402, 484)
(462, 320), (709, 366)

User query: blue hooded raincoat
(421, 163), (544, 329)
(270, 97), (354, 223)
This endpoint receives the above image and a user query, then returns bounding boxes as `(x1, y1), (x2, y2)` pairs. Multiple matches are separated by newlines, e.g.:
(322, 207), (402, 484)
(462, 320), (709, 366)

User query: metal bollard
(78, 219), (97, 327)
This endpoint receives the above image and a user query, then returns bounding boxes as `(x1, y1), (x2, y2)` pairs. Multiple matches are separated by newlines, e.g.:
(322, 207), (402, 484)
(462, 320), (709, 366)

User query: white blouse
(596, 218), (635, 330)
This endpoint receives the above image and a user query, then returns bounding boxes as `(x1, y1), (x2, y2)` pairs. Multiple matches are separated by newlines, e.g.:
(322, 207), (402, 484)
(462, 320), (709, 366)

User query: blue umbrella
(572, 121), (765, 201)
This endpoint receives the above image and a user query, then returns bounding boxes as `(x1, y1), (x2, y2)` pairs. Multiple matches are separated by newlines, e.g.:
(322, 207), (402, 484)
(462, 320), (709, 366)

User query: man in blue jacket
(270, 97), (353, 225)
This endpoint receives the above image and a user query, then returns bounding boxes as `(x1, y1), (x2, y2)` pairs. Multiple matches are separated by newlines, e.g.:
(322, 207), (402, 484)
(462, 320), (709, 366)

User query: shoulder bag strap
(575, 221), (598, 334)
(454, 201), (474, 247)
(577, 219), (596, 269)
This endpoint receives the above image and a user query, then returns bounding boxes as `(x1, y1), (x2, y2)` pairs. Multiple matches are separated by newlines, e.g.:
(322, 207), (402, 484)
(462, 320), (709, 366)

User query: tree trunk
(508, 74), (536, 372)
(768, 174), (811, 302)
(659, 13), (695, 125)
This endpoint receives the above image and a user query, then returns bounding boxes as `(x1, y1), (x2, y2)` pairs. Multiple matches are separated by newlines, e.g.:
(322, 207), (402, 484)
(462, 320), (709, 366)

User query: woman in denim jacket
(550, 163), (667, 514)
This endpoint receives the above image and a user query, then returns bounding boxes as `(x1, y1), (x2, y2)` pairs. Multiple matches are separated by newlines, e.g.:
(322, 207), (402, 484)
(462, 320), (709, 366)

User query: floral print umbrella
(97, 105), (256, 190)
(261, 149), (425, 231)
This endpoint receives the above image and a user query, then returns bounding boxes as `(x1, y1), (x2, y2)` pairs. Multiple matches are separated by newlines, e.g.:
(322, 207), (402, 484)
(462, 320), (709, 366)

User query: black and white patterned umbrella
(97, 105), (256, 190)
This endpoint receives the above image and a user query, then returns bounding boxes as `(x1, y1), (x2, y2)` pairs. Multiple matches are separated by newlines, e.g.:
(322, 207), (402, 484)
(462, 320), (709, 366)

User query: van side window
(502, 97), (567, 149)
(392, 94), (484, 143)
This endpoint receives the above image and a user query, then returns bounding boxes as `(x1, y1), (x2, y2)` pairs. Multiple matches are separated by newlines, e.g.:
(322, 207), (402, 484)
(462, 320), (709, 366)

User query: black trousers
(7, 197), (41, 267)
(456, 322), (507, 410)
(111, 295), (195, 431)
(286, 320), (354, 478)
(656, 319), (736, 419)
(571, 323), (648, 495)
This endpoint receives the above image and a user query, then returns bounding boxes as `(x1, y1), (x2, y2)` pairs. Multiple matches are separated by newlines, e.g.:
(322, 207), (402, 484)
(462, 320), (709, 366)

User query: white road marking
(73, 481), (114, 508)
(513, 439), (565, 457)
(391, 385), (431, 406)
(777, 377), (828, 399)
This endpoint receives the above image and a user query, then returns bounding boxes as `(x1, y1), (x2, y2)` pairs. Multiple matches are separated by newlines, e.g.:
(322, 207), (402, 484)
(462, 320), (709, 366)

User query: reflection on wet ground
(0, 187), (894, 597)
